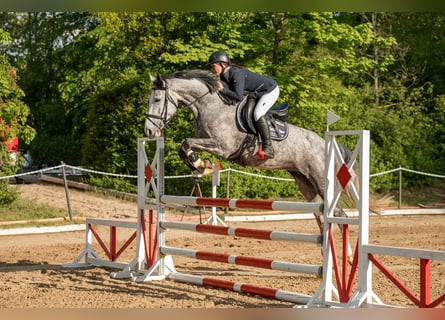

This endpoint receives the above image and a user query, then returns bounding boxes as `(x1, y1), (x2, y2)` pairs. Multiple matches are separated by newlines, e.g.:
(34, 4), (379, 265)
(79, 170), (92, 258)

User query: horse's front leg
(178, 138), (224, 175)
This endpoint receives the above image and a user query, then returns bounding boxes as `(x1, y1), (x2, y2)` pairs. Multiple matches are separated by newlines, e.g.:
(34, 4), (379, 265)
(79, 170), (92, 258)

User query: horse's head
(144, 74), (179, 138)
(145, 70), (220, 138)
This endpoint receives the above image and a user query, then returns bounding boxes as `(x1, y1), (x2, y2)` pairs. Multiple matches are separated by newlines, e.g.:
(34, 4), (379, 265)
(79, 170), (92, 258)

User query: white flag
(327, 110), (340, 126)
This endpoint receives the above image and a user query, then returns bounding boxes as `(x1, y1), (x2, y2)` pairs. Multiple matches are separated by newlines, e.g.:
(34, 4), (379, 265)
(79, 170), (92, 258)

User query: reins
(145, 83), (210, 130)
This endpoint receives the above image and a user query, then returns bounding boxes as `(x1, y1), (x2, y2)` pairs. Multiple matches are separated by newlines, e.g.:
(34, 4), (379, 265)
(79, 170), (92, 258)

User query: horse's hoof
(201, 167), (214, 175)
(202, 158), (213, 168)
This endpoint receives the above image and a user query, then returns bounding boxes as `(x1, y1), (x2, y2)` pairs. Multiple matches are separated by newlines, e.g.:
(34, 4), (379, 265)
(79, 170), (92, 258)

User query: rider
(208, 50), (279, 159)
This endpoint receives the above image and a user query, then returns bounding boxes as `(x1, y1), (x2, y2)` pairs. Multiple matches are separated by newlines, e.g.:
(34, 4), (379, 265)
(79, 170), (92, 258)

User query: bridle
(145, 83), (210, 131)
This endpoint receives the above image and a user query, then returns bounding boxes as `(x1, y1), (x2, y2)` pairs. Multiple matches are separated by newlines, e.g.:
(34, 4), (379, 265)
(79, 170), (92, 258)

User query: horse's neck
(172, 79), (237, 128)
(174, 80), (225, 117)
(174, 79), (208, 105)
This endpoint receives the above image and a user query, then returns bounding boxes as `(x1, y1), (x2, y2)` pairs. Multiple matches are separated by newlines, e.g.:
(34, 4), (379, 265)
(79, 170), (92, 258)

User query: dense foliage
(0, 12), (444, 199)
(0, 27), (36, 203)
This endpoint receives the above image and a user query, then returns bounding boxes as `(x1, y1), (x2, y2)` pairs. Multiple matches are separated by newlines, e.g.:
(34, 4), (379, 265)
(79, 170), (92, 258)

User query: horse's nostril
(144, 127), (160, 138)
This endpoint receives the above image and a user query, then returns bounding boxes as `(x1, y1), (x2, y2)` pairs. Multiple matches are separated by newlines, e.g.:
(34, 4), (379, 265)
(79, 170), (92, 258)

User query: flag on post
(327, 110), (340, 131)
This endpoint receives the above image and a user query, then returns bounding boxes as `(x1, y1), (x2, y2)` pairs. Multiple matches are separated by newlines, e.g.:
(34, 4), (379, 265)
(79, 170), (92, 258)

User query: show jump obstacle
(66, 128), (445, 308)
(134, 129), (372, 307)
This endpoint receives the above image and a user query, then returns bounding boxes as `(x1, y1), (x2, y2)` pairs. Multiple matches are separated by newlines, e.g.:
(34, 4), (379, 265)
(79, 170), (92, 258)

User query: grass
(386, 184), (445, 207)
(0, 219), (86, 229)
(0, 199), (80, 229)
(0, 199), (68, 221)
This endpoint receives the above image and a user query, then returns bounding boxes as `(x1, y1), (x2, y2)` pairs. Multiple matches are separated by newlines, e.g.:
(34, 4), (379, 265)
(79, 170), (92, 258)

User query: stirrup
(258, 145), (274, 160)
(263, 150), (274, 159)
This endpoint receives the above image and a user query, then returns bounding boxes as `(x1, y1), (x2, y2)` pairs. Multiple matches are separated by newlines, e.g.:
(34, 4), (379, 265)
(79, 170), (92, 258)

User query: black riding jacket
(219, 66), (277, 102)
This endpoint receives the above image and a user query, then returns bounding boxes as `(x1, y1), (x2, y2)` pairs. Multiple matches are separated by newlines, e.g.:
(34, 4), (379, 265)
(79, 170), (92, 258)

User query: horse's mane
(161, 70), (219, 94)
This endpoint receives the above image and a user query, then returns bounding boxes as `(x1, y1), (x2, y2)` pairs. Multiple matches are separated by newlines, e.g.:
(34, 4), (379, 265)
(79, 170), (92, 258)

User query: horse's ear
(149, 73), (165, 88)
(150, 74), (166, 88)
(156, 74), (165, 86)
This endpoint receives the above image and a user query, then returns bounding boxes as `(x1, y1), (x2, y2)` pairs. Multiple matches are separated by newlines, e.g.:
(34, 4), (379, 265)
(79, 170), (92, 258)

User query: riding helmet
(208, 50), (231, 65)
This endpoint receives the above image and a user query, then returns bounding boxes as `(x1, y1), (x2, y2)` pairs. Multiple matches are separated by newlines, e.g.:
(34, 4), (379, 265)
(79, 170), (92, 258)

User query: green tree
(58, 12), (177, 175)
(352, 13), (444, 188)
(0, 28), (36, 203)
(388, 13), (445, 96)
(1, 11), (443, 197)
(0, 12), (92, 166)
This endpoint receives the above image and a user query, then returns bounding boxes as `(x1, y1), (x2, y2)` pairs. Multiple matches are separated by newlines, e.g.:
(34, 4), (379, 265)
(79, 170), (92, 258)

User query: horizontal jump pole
(160, 195), (323, 213)
(161, 221), (322, 245)
(86, 217), (139, 229)
(364, 244), (445, 261)
(160, 245), (323, 276)
(168, 272), (312, 305)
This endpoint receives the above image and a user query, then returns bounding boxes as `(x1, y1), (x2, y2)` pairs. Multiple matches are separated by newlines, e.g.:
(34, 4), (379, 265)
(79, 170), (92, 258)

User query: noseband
(146, 84), (210, 130)
(145, 85), (176, 130)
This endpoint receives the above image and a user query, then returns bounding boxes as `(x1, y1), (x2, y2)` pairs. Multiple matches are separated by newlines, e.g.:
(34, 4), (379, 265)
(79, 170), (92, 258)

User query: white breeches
(253, 85), (280, 121)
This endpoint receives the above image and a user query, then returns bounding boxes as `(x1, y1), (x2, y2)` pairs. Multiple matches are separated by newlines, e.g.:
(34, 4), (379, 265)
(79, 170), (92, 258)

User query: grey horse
(144, 70), (388, 231)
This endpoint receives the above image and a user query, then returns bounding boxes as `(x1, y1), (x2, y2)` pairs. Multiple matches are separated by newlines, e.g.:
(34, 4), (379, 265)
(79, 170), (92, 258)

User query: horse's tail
(348, 174), (392, 214)
(339, 143), (392, 215)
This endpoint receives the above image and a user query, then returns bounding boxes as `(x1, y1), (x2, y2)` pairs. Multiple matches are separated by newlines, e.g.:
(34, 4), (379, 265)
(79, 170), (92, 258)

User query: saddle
(235, 95), (289, 141)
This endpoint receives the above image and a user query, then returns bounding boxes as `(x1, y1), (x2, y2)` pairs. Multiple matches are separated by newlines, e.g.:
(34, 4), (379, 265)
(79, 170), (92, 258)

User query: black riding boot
(255, 116), (274, 159)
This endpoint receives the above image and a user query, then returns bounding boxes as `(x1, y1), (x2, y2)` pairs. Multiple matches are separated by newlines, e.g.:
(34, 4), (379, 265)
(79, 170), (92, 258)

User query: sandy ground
(0, 182), (444, 308)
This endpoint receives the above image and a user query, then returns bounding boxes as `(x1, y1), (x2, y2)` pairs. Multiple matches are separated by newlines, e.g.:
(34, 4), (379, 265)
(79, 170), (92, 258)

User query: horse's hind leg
(288, 171), (324, 234)
(288, 170), (353, 259)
